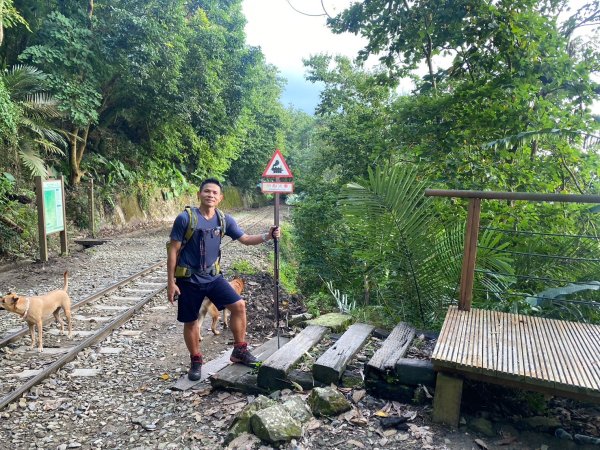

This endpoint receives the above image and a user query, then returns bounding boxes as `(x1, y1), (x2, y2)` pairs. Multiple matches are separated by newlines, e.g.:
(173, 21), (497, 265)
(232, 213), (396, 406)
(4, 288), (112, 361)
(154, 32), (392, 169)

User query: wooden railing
(424, 190), (600, 311)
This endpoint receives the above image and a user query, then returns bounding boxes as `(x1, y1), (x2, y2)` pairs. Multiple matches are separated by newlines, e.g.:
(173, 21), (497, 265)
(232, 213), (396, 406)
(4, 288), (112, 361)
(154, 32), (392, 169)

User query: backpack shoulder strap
(184, 206), (199, 242)
(215, 208), (226, 237)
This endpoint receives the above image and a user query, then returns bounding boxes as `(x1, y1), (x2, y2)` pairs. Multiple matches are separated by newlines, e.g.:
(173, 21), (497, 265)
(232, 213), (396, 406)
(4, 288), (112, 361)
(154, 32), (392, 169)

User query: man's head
(198, 178), (223, 208)
(200, 178), (223, 192)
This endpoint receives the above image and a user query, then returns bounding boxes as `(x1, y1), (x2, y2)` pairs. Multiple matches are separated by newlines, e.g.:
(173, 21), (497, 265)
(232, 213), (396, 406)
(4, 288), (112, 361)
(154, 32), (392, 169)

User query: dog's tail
(63, 271), (69, 292)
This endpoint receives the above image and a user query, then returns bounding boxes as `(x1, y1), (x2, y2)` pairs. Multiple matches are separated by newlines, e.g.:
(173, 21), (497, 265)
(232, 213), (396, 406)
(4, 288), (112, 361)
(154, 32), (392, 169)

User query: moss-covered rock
(249, 405), (302, 444)
(225, 395), (277, 444)
(305, 313), (353, 332)
(307, 386), (352, 417)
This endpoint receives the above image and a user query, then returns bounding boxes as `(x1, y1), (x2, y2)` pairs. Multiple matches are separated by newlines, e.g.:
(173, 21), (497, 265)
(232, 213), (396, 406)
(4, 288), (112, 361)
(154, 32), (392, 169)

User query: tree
(0, 0), (28, 47)
(19, 10), (100, 184)
(1, 64), (65, 178)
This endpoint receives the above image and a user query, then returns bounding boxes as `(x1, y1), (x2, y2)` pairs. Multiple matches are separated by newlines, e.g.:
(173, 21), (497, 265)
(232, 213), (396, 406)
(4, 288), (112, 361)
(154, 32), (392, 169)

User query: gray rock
(226, 432), (262, 449)
(555, 428), (573, 440)
(225, 395), (277, 444)
(282, 396), (313, 424)
(518, 416), (561, 432)
(249, 405), (302, 444)
(469, 417), (495, 437)
(307, 386), (352, 417)
(574, 434), (600, 445)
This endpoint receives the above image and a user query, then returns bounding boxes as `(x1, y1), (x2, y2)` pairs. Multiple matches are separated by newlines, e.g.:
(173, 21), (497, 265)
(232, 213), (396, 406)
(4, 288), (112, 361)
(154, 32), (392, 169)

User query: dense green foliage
(0, 0), (288, 256)
(291, 0), (600, 327)
(1, 0), (598, 328)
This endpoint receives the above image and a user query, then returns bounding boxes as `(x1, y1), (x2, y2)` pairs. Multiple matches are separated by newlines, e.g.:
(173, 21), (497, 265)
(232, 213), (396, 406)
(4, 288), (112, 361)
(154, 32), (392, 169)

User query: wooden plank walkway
(257, 325), (327, 390)
(432, 306), (600, 399)
(210, 337), (290, 394)
(366, 322), (415, 374)
(313, 323), (374, 384)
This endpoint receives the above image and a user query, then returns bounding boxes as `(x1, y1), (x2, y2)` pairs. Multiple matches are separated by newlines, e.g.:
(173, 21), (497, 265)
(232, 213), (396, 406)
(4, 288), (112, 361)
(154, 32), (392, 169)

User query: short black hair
(200, 178), (223, 191)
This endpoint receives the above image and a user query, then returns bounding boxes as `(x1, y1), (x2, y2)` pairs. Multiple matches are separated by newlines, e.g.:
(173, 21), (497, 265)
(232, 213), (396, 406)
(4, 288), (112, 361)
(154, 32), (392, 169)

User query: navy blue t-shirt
(170, 208), (244, 284)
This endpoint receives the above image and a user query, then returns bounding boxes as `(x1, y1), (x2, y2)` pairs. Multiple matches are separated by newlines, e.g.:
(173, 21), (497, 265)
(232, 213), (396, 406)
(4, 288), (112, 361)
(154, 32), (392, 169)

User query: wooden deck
(432, 306), (600, 400)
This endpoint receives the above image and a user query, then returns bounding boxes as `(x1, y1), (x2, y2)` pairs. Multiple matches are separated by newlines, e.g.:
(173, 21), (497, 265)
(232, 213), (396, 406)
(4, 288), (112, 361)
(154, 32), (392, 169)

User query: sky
(242, 0), (598, 115)
(242, 0), (364, 113)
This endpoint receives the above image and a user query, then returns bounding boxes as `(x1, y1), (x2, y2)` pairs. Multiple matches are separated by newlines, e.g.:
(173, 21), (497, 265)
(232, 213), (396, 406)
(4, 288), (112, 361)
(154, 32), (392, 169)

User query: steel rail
(0, 260), (165, 348)
(0, 285), (166, 410)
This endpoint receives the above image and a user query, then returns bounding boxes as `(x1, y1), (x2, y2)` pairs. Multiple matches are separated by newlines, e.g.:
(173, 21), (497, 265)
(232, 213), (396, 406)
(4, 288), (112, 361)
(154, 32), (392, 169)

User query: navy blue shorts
(176, 275), (242, 323)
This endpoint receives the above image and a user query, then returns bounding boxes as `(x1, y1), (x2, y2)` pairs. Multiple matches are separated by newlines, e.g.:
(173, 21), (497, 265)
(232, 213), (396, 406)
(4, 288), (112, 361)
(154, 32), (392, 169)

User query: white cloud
(242, 0), (365, 73)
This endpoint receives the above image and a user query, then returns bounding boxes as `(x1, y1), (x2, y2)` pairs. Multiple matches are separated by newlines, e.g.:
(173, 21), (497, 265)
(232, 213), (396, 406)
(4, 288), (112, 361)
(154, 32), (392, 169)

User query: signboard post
(262, 149), (294, 348)
(35, 176), (68, 262)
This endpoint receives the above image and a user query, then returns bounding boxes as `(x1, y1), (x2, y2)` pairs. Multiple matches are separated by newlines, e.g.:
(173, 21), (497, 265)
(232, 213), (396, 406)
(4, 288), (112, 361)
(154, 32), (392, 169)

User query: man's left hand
(269, 226), (280, 240)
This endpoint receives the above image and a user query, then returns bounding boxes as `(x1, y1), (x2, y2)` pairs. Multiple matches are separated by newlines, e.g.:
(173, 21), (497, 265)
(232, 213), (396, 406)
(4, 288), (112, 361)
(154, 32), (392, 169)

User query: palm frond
(3, 65), (47, 100)
(339, 163), (436, 324)
(18, 148), (47, 178)
(33, 139), (66, 156)
(483, 128), (600, 152)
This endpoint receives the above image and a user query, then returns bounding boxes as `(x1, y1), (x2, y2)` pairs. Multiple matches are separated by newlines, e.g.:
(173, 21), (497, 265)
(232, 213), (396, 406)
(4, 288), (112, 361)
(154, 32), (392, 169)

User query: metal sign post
(262, 149), (294, 349)
(273, 193), (281, 348)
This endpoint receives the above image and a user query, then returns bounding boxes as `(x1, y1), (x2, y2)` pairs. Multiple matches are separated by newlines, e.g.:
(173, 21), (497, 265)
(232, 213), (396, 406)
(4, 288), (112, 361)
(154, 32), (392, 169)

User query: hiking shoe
(188, 354), (203, 381)
(230, 342), (261, 367)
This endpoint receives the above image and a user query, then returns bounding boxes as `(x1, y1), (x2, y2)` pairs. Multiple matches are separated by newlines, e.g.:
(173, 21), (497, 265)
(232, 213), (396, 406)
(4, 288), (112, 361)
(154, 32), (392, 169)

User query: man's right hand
(168, 281), (180, 305)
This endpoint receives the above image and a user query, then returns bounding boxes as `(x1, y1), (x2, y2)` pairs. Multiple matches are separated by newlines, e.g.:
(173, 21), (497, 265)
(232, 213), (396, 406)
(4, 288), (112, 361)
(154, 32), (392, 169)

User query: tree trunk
(69, 126), (88, 185)
(0, 0), (5, 47)
(425, 36), (437, 94)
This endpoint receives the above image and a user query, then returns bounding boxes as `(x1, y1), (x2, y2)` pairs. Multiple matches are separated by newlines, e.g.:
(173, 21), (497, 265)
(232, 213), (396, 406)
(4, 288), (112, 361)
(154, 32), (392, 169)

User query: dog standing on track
(0, 271), (73, 352)
(197, 277), (244, 341)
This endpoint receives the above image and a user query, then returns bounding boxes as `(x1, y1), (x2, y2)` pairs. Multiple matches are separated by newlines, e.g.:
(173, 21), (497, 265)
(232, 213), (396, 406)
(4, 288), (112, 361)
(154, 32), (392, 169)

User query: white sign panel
(261, 182), (294, 193)
(262, 149), (293, 178)
(43, 179), (65, 234)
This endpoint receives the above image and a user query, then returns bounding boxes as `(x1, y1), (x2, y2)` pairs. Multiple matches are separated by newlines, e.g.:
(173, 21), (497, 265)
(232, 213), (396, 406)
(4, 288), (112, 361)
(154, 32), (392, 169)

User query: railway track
(0, 205), (280, 410)
(0, 264), (168, 409)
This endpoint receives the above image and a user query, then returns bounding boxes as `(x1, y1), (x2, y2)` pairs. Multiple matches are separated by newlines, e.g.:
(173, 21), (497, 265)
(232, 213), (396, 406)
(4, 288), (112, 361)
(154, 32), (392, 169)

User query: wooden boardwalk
(432, 306), (600, 403)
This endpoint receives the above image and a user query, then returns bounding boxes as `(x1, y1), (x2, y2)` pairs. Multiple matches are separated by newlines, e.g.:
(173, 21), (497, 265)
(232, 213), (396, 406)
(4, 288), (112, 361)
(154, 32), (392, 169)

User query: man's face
(198, 183), (222, 207)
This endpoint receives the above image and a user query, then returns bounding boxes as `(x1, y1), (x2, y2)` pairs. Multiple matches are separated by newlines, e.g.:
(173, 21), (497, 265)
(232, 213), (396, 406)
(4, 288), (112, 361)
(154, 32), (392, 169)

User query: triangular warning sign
(262, 149), (293, 178)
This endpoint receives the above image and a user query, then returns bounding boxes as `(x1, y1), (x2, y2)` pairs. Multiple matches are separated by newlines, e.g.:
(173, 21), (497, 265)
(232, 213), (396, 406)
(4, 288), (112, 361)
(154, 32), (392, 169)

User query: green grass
(230, 259), (258, 275)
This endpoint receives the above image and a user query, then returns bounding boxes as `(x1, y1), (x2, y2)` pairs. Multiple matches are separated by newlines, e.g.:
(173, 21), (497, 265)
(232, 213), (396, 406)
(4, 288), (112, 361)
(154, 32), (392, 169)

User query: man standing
(167, 178), (279, 381)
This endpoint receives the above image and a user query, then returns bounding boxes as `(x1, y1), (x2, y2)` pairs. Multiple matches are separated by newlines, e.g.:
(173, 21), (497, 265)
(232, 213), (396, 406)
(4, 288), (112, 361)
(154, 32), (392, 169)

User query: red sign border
(262, 149), (294, 178)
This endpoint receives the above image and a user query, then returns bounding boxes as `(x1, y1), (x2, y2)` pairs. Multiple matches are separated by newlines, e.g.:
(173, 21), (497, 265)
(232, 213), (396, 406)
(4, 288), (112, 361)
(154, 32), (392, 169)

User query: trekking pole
(273, 193), (281, 348)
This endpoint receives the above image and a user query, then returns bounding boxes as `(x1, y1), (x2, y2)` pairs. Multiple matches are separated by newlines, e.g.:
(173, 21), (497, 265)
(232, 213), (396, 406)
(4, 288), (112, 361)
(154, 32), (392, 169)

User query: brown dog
(0, 271), (72, 352)
(197, 277), (244, 341)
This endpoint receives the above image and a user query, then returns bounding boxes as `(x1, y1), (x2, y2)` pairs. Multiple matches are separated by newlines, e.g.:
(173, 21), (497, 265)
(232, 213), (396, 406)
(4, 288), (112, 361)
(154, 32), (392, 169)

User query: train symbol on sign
(271, 160), (283, 174)
(262, 149), (293, 178)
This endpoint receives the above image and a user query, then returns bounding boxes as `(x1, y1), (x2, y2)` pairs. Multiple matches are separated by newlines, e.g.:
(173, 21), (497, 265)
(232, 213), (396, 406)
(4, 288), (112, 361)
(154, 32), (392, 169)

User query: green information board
(43, 179), (64, 234)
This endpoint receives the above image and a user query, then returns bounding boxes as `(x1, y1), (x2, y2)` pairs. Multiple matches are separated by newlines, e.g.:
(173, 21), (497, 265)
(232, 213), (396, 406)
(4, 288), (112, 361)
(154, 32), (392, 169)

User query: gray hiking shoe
(230, 342), (261, 367)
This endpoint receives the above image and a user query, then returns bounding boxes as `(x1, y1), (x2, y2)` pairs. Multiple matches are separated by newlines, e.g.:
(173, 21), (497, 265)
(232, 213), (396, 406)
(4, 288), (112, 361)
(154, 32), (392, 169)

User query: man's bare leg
(227, 300), (260, 366)
(184, 321), (203, 380)
(183, 321), (201, 354)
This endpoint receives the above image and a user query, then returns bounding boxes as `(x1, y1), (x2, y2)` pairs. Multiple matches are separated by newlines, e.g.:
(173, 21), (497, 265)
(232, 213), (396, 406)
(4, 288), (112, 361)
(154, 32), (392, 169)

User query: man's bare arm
(167, 240), (182, 304)
(237, 226), (280, 246)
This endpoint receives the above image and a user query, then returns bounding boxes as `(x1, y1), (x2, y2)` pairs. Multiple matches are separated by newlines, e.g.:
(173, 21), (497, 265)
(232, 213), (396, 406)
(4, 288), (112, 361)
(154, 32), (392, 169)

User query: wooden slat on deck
(432, 306), (600, 398)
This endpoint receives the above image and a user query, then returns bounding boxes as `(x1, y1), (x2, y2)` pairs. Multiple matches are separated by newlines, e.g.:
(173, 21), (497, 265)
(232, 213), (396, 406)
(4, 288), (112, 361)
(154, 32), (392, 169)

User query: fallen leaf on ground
(352, 389), (366, 403)
(474, 438), (489, 449)
(374, 410), (389, 417)
(347, 439), (365, 448)
(305, 418), (321, 431)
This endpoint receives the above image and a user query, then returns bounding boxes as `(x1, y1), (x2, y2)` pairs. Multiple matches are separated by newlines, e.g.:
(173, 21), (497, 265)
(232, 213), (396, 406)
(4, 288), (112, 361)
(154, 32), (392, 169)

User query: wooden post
(35, 176), (48, 262)
(59, 175), (68, 256)
(459, 198), (481, 311)
(89, 178), (95, 238)
(432, 372), (464, 427)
